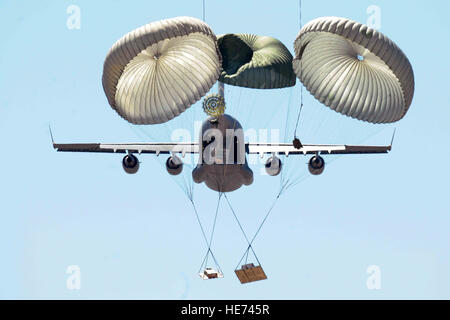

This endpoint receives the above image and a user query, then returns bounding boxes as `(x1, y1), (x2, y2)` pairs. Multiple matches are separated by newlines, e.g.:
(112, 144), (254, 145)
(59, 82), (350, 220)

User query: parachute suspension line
(129, 123), (157, 142)
(259, 89), (289, 134)
(205, 192), (223, 268)
(280, 87), (295, 192)
(249, 191), (282, 247)
(223, 194), (262, 270)
(284, 88), (294, 142)
(128, 123), (196, 199)
(299, 0), (302, 32)
(233, 87), (243, 121)
(189, 199), (209, 247)
(224, 194), (252, 251)
(202, 0), (206, 22)
(230, 191), (284, 272)
(294, 0), (304, 139)
(283, 174), (309, 192)
(132, 122), (198, 201)
(184, 168), (195, 201)
(281, 174), (304, 193)
(234, 192), (281, 269)
(190, 197), (224, 274)
(293, 97), (304, 138)
(198, 248), (223, 274)
(208, 192), (223, 248)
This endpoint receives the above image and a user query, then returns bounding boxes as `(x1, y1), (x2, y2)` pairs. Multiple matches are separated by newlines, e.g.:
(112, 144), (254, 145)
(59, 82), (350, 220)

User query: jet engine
(265, 156), (282, 176)
(166, 155), (183, 175)
(308, 155), (325, 175)
(122, 154), (139, 174)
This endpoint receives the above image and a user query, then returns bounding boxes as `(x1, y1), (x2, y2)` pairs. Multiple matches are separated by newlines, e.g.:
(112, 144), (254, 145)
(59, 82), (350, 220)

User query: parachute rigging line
(198, 248), (223, 274)
(190, 197), (224, 274)
(205, 192), (223, 267)
(294, 0), (304, 138)
(283, 88), (294, 142)
(223, 194), (262, 270)
(234, 192), (281, 269)
(183, 166), (195, 201)
(189, 199), (209, 247)
(293, 100), (304, 138)
(231, 163), (292, 266)
(249, 191), (282, 246)
(130, 124), (195, 200)
(280, 87), (300, 193)
(202, 0), (206, 22)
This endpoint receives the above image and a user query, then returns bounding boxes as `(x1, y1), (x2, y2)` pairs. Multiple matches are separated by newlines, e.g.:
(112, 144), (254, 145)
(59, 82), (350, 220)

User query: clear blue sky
(0, 0), (449, 299)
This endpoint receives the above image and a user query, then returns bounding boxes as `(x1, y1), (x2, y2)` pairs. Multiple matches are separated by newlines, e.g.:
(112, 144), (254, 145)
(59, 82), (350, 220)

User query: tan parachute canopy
(102, 17), (222, 124)
(293, 17), (415, 123)
(218, 34), (296, 89)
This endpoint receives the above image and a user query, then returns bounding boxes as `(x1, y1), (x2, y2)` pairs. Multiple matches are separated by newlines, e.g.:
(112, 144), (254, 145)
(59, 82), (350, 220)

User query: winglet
(49, 125), (55, 146)
(389, 128), (396, 151)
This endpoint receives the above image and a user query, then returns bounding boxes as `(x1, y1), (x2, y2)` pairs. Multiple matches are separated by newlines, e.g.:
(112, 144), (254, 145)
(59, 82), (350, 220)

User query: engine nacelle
(122, 154), (139, 174)
(308, 155), (325, 175)
(265, 156), (282, 176)
(166, 155), (183, 176)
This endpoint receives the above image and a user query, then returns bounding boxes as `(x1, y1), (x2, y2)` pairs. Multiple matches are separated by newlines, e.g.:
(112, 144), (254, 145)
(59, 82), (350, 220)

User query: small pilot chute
(203, 93), (226, 117)
(293, 16), (415, 123)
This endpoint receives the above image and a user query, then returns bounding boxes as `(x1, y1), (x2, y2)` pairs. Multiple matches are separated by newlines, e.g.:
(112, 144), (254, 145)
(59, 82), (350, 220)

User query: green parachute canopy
(218, 34), (296, 89)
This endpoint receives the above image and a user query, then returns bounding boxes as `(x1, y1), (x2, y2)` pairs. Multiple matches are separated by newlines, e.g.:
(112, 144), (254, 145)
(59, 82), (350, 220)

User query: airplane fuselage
(192, 114), (253, 192)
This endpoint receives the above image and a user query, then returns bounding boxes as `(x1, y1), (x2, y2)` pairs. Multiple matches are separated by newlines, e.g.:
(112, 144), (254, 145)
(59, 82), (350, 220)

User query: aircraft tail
(49, 125), (55, 145)
(389, 128), (396, 151)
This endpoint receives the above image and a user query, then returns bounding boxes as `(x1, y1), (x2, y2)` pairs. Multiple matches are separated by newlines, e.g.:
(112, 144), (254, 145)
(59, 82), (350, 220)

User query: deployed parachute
(293, 17), (415, 123)
(218, 34), (296, 89)
(102, 16), (222, 124)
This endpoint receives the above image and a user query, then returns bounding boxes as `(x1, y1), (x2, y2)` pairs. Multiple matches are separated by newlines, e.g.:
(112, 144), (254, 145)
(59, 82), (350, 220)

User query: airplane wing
(53, 142), (199, 156)
(246, 143), (392, 156)
(53, 142), (391, 156)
